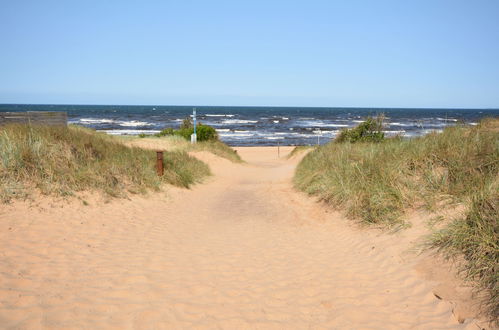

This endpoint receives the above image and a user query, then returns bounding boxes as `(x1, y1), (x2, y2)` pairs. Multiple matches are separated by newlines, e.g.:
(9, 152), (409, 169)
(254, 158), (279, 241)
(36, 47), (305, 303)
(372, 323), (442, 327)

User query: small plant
(336, 116), (385, 143)
(138, 133), (147, 138)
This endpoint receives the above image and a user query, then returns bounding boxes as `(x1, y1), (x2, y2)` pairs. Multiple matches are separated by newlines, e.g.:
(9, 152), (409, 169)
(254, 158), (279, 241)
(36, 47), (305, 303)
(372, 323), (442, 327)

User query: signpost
(191, 108), (197, 144)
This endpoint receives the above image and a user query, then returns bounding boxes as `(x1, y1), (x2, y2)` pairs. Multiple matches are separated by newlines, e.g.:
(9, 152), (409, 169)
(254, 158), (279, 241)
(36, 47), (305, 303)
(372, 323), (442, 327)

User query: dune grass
(286, 145), (316, 159)
(294, 118), (498, 320)
(126, 135), (243, 163)
(295, 119), (498, 225)
(191, 140), (242, 163)
(430, 182), (498, 320)
(0, 125), (210, 202)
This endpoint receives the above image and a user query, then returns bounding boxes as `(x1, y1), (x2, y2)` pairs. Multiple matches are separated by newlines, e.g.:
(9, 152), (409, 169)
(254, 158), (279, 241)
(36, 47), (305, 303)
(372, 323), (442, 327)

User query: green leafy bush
(336, 116), (385, 143)
(194, 124), (218, 141)
(156, 124), (218, 142)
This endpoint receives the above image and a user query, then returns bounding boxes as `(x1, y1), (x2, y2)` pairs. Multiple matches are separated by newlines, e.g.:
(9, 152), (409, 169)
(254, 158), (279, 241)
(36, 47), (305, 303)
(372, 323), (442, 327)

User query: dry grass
(294, 118), (498, 320)
(0, 125), (210, 202)
(122, 135), (243, 163)
(286, 145), (316, 159)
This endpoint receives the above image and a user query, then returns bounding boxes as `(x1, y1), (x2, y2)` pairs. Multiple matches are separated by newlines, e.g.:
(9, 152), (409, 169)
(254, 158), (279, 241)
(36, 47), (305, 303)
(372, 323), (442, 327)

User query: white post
(191, 108), (197, 144)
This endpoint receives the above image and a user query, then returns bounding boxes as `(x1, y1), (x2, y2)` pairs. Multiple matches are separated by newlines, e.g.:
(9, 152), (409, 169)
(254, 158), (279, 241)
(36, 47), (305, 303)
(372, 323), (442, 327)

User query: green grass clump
(294, 118), (498, 320)
(0, 125), (210, 202)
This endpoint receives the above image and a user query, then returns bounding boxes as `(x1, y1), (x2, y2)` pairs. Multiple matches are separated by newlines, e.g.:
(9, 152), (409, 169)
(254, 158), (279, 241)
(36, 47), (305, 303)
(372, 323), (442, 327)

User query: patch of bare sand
(0, 146), (491, 329)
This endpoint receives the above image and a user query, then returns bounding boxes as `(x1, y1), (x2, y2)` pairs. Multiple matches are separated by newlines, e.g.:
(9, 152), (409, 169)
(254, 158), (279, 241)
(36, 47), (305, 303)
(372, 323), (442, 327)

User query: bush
(156, 124), (218, 142)
(336, 116), (385, 143)
(194, 124), (218, 141)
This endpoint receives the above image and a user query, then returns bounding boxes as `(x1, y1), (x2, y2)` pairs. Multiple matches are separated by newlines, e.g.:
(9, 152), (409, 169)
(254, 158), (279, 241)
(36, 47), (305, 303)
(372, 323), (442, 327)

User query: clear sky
(1, 0), (498, 108)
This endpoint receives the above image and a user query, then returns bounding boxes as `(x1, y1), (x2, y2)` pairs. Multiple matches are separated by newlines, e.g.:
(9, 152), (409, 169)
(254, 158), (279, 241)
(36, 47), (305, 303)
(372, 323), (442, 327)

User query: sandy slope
(0, 146), (489, 329)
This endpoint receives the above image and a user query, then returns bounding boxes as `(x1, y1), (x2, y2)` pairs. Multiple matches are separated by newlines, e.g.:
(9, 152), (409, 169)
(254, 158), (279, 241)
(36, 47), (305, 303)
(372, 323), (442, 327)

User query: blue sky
(1, 0), (498, 107)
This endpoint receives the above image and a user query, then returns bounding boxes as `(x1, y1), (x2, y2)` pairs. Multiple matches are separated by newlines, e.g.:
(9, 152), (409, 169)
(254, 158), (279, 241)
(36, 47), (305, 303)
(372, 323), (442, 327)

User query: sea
(1, 104), (498, 146)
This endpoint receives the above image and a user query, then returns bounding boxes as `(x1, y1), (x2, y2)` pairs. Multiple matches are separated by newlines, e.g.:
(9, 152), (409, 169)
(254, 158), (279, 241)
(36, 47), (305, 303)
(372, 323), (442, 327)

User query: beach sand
(0, 146), (488, 329)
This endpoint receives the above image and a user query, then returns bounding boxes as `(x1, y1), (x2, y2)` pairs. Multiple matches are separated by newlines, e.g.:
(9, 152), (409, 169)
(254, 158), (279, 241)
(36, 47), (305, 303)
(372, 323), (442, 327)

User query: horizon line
(1, 102), (498, 111)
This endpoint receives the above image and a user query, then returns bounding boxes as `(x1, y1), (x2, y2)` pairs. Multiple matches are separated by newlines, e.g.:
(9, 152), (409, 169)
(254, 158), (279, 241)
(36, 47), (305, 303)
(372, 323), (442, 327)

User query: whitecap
(389, 122), (412, 127)
(119, 120), (154, 127)
(206, 114), (235, 117)
(221, 119), (258, 124)
(100, 129), (160, 135)
(79, 118), (115, 124)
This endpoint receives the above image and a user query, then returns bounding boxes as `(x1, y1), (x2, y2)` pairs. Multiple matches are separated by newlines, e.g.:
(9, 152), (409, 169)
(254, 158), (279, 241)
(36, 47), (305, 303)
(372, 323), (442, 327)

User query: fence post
(156, 151), (164, 176)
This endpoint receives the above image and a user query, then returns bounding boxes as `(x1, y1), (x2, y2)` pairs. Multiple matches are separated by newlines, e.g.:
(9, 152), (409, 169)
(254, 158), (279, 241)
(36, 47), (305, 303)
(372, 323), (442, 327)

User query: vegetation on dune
(294, 117), (499, 321)
(155, 117), (218, 142)
(335, 116), (386, 143)
(190, 140), (242, 163)
(136, 118), (242, 163)
(286, 145), (316, 159)
(295, 118), (498, 225)
(430, 182), (498, 320)
(0, 125), (210, 202)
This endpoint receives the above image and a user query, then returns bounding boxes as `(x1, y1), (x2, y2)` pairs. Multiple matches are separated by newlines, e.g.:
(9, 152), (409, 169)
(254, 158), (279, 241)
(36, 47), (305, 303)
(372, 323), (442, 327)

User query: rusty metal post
(156, 151), (164, 176)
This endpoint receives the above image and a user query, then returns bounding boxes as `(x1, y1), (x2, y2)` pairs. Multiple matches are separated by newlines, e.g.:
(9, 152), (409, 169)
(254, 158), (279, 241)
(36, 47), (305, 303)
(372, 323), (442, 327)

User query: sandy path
(0, 147), (484, 329)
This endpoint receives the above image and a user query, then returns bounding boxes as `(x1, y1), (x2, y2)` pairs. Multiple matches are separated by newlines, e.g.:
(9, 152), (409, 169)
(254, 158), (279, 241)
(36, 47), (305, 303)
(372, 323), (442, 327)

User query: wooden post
(277, 141), (280, 158)
(156, 151), (164, 176)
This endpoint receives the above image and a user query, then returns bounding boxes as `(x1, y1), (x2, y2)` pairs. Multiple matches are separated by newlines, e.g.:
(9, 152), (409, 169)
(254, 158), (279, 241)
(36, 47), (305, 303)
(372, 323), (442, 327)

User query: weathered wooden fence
(0, 111), (67, 126)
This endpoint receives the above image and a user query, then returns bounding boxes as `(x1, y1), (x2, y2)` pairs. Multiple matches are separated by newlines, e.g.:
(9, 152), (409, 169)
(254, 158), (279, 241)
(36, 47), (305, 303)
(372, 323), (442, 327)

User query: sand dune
(0, 147), (489, 329)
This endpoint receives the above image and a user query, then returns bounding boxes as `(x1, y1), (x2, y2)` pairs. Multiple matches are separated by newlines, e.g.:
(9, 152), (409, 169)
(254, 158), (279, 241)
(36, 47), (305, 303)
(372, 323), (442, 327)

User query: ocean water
(1, 104), (497, 146)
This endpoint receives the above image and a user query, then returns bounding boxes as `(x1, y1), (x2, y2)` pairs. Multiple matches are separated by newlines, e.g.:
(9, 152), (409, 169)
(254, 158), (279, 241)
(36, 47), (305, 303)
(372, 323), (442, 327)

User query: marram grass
(0, 125), (210, 202)
(128, 135), (243, 163)
(294, 118), (498, 321)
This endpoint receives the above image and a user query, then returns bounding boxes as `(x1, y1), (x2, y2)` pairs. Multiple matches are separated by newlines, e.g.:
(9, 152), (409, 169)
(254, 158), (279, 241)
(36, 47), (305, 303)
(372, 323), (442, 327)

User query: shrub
(163, 124), (218, 142)
(336, 116), (385, 143)
(194, 124), (218, 141)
